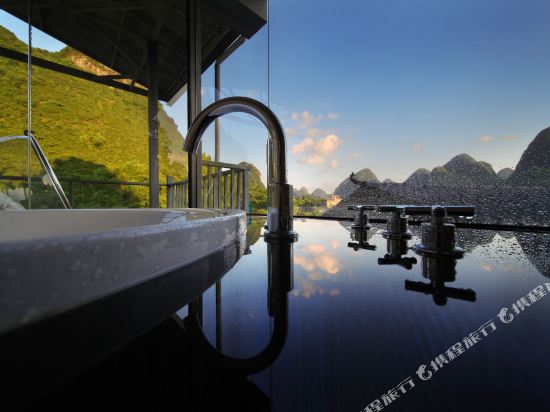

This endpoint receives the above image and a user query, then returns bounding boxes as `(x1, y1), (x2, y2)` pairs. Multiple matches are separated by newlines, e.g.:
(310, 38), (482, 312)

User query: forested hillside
(0, 25), (186, 207)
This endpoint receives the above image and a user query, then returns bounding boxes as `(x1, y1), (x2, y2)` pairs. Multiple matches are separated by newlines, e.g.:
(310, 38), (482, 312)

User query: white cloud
(287, 109), (343, 166)
(301, 244), (326, 254)
(286, 109), (339, 139)
(411, 143), (423, 152)
(295, 255), (315, 272)
(291, 111), (323, 128)
(294, 134), (342, 165)
(301, 154), (325, 164)
(315, 253), (340, 274)
(306, 128), (325, 138)
(315, 134), (340, 156)
(285, 127), (300, 137)
(478, 135), (517, 144)
(292, 137), (314, 154)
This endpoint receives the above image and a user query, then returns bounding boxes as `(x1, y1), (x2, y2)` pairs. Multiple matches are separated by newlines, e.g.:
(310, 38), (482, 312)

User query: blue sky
(2, 0), (550, 192)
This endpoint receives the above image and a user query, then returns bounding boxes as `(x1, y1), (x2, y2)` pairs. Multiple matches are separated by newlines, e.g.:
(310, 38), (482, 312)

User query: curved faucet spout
(184, 96), (297, 240)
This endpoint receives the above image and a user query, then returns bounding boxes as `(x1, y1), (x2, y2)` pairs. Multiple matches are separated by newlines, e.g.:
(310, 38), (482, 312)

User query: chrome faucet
(184, 96), (297, 240)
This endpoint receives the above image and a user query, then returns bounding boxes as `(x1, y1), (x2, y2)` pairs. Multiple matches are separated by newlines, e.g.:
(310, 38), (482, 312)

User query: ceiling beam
(72, 1), (171, 12)
(99, 73), (133, 79)
(109, 3), (128, 68)
(0, 46), (149, 97)
(129, 0), (174, 89)
(86, 13), (187, 61)
(79, 15), (142, 69)
(0, 0), (170, 11)
(0, 0), (58, 8)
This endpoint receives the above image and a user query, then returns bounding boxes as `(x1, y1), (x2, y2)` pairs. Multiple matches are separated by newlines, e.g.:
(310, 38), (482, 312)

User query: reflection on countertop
(25, 217), (550, 412)
(196, 218), (550, 412)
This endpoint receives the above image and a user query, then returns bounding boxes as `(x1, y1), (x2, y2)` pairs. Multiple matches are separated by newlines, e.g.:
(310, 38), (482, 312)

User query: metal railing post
(230, 170), (234, 208)
(217, 167), (222, 207)
(243, 169), (250, 213)
(166, 176), (174, 208)
(69, 180), (75, 208)
(236, 170), (241, 209)
(207, 165), (213, 208)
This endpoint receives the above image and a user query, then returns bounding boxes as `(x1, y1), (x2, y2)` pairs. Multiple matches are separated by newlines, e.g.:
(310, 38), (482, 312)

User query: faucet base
(263, 183), (297, 241)
(264, 230), (299, 242)
(382, 231), (412, 239)
(412, 243), (465, 258)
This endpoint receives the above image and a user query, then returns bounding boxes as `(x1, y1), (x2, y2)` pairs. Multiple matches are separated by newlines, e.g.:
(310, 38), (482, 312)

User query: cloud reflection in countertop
(292, 228), (345, 298)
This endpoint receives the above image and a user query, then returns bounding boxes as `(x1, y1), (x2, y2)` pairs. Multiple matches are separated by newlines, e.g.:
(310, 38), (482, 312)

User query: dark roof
(2, 0), (267, 102)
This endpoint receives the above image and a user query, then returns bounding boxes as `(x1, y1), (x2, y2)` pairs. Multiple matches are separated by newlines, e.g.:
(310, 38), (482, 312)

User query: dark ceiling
(1, 0), (267, 102)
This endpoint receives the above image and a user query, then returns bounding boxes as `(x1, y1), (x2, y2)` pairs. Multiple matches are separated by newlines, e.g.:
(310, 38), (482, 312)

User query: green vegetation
(0, 25), (186, 208)
(246, 217), (264, 246)
(293, 195), (326, 216)
(239, 162), (268, 213)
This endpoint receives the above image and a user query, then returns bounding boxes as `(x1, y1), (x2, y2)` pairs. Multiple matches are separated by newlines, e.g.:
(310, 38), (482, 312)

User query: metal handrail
(202, 159), (248, 171)
(0, 134), (71, 209)
(0, 158), (250, 210)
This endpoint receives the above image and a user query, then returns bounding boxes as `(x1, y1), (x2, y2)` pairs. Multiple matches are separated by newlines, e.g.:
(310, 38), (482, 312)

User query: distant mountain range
(405, 153), (498, 186)
(293, 186), (328, 199)
(508, 127), (550, 186)
(331, 126), (550, 197)
(324, 127), (550, 227)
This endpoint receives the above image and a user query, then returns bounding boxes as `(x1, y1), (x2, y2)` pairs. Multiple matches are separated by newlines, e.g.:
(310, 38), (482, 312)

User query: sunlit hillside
(0, 25), (187, 207)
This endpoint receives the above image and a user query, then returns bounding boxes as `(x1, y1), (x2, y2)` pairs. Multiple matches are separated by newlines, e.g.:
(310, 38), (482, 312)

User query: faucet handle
(348, 241), (376, 251)
(405, 280), (476, 305)
(442, 206), (475, 217)
(347, 205), (375, 211)
(403, 206), (432, 216)
(377, 205), (405, 213)
(405, 205), (475, 257)
(347, 205), (375, 230)
(377, 205), (412, 239)
(404, 205), (475, 218)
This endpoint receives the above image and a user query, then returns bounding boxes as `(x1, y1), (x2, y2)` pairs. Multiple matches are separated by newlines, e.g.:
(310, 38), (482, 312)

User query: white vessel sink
(0, 208), (247, 334)
(0, 208), (237, 241)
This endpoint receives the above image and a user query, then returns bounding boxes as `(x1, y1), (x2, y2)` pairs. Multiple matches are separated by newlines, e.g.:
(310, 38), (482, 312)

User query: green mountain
(239, 161), (264, 190)
(431, 154), (497, 185)
(0, 25), (187, 207)
(158, 110), (187, 168)
(354, 168), (380, 183)
(311, 188), (328, 199)
(404, 154), (497, 186)
(294, 186), (310, 197)
(333, 167), (380, 198)
(497, 167), (514, 180)
(509, 126), (550, 187)
(405, 168), (431, 185)
(238, 161), (267, 212)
